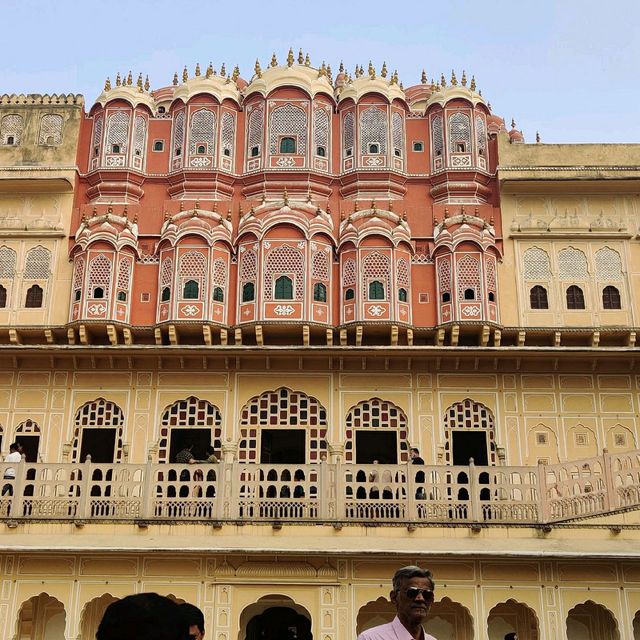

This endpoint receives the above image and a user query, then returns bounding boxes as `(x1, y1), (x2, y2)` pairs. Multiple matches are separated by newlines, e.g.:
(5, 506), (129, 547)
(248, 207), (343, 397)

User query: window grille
(172, 111), (185, 157)
(448, 112), (471, 153)
(391, 112), (404, 157)
(189, 109), (216, 155)
(432, 115), (443, 157)
(221, 112), (235, 157)
(264, 245), (304, 301)
(269, 104), (307, 154)
(602, 285), (621, 309)
(566, 285), (585, 309)
(475, 115), (486, 155)
(360, 107), (387, 155)
(72, 398), (125, 463)
(342, 258), (356, 287)
(1, 114), (23, 145)
(456, 255), (481, 301)
(312, 251), (329, 281)
(247, 106), (264, 153)
(313, 108), (329, 155)
(132, 115), (146, 159)
(595, 247), (622, 281)
(38, 114), (64, 145)
(106, 112), (129, 152)
(523, 248), (551, 280)
(24, 246), (51, 279)
(530, 285), (549, 309)
(343, 112), (354, 156)
(361, 252), (390, 300)
(88, 255), (112, 298)
(558, 248), (588, 280)
(0, 246), (17, 278)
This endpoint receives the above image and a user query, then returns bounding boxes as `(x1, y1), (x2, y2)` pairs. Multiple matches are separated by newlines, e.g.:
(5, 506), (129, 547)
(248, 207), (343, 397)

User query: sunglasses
(403, 587), (435, 601)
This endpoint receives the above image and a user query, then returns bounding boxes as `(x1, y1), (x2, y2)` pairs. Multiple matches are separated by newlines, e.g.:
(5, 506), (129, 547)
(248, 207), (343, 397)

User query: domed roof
(73, 206), (140, 254)
(337, 63), (407, 106)
(508, 119), (525, 143)
(487, 113), (507, 136)
(237, 191), (335, 241)
(93, 73), (156, 111)
(243, 51), (335, 102)
(433, 206), (498, 253)
(425, 71), (487, 110)
(170, 63), (242, 106)
(339, 204), (412, 248)
(160, 205), (233, 247)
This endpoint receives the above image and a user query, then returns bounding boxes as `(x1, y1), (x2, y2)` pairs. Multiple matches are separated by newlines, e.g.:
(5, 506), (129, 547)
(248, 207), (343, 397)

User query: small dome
(509, 122), (525, 143)
(487, 114), (506, 136)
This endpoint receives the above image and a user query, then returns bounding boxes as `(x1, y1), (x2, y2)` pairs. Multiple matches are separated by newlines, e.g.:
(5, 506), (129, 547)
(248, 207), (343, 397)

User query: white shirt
(3, 451), (21, 478)
(357, 616), (437, 640)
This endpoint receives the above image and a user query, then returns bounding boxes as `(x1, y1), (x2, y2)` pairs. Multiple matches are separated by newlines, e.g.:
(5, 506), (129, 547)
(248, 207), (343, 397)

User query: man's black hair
(97, 593), (189, 640)
(180, 602), (205, 634)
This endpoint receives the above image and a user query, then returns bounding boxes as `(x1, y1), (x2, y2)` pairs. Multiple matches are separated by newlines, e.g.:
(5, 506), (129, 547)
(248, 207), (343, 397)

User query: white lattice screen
(312, 251), (329, 281)
(313, 108), (329, 152)
(523, 248), (551, 280)
(438, 258), (451, 293)
(38, 114), (64, 145)
(240, 249), (257, 282)
(360, 107), (387, 154)
(24, 246), (51, 279)
(343, 112), (355, 154)
(172, 112), (185, 156)
(391, 112), (404, 155)
(132, 115), (146, 158)
(189, 109), (216, 154)
(0, 246), (17, 278)
(448, 113), (471, 152)
(88, 254), (113, 295)
(485, 257), (496, 293)
(432, 116), (444, 157)
(397, 258), (410, 287)
(117, 257), (132, 291)
(558, 248), (588, 280)
(92, 115), (103, 149)
(221, 112), (235, 156)
(456, 255), (481, 299)
(106, 112), (129, 149)
(263, 245), (305, 300)
(595, 247), (622, 280)
(475, 116), (486, 154)
(343, 258), (356, 287)
(247, 106), (264, 150)
(212, 258), (227, 286)
(269, 104), (307, 154)
(1, 114), (23, 144)
(72, 256), (85, 291)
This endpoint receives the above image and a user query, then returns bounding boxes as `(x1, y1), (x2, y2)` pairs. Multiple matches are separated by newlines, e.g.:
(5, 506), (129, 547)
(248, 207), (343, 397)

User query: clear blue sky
(2, 0), (639, 143)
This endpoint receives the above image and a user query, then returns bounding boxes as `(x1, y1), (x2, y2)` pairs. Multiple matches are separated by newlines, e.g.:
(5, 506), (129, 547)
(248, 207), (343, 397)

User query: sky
(2, 0), (639, 144)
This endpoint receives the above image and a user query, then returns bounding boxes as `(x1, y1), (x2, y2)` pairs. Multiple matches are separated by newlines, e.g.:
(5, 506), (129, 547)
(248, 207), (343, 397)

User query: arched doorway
(566, 601), (620, 639)
(79, 594), (118, 640)
(487, 599), (539, 640)
(425, 597), (474, 640)
(345, 398), (410, 463)
(240, 596), (312, 640)
(71, 398), (125, 463)
(16, 593), (66, 639)
(443, 399), (497, 466)
(355, 597), (395, 635)
(238, 388), (327, 463)
(15, 419), (41, 462)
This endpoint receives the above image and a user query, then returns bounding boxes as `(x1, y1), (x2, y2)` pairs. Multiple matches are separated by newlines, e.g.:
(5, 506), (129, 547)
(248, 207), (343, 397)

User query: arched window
(316, 146), (326, 157)
(116, 291), (127, 302)
(213, 286), (224, 302)
(183, 280), (199, 299)
(442, 292), (451, 303)
(360, 107), (387, 155)
(398, 288), (407, 302)
(25, 284), (43, 308)
(566, 285), (585, 310)
(269, 104), (307, 154)
(242, 282), (255, 302)
(92, 286), (104, 299)
(0, 284), (6, 308)
(369, 280), (385, 300)
(313, 282), (327, 302)
(368, 143), (379, 154)
(345, 288), (355, 300)
(274, 276), (293, 300)
(38, 114), (64, 146)
(602, 285), (621, 309)
(279, 137), (296, 153)
(1, 114), (24, 146)
(188, 109), (215, 156)
(105, 112), (129, 156)
(153, 140), (164, 151)
(463, 288), (475, 300)
(448, 112), (471, 153)
(161, 286), (171, 302)
(530, 285), (548, 309)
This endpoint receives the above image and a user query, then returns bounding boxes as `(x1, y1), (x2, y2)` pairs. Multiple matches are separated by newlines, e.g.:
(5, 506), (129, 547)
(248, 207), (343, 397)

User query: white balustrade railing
(0, 450), (638, 525)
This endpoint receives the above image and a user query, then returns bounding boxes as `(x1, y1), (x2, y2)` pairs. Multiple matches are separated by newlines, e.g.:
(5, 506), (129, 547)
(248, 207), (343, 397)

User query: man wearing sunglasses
(357, 566), (437, 640)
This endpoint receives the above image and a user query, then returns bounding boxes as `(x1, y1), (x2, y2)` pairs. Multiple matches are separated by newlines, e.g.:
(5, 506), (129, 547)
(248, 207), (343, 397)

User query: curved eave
(425, 87), (488, 109)
(171, 78), (241, 107)
(93, 88), (156, 112)
(337, 79), (408, 107)
(243, 68), (336, 103)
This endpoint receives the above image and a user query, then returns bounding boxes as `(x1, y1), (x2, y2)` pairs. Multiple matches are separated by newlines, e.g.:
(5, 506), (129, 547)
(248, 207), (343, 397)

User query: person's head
(9, 442), (21, 453)
(410, 448), (420, 458)
(504, 634), (518, 640)
(179, 602), (205, 640)
(97, 593), (189, 640)
(205, 446), (215, 456)
(390, 566), (435, 629)
(182, 443), (193, 451)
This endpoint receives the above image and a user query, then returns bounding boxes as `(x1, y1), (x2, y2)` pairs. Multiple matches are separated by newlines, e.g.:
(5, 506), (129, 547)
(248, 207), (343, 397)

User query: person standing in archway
(357, 565), (437, 640)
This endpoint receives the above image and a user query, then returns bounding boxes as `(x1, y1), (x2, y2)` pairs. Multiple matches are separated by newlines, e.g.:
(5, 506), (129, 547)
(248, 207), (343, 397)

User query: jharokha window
(602, 285), (621, 309)
(274, 276), (293, 300)
(530, 285), (549, 309)
(242, 282), (255, 303)
(313, 282), (327, 302)
(25, 284), (43, 308)
(368, 280), (385, 300)
(566, 285), (585, 310)
(279, 137), (296, 154)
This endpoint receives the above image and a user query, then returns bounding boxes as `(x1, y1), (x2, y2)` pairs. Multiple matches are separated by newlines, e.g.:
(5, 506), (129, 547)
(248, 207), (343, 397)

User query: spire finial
(327, 64), (333, 84)
(511, 118), (516, 129)
(304, 53), (310, 66)
(461, 70), (467, 86)
(232, 65), (240, 81)
(104, 77), (111, 91)
(368, 60), (375, 78)
(536, 131), (541, 143)
(392, 70), (399, 85)
(255, 59), (262, 78)
(339, 60), (344, 73)
(287, 48), (294, 67)
(206, 62), (213, 78)
(220, 63), (226, 77)
(115, 72), (122, 87)
(127, 70), (133, 85)
(227, 208), (232, 221)
(298, 48), (304, 64)
(182, 66), (188, 83)
(144, 75), (150, 91)
(283, 187), (289, 205)
(270, 52), (278, 67)
(353, 200), (359, 212)
(371, 199), (376, 211)
(195, 63), (201, 77)
(136, 73), (143, 91)
(470, 75), (476, 91)
(450, 69), (457, 86)
(195, 199), (200, 210)
(388, 199), (393, 211)
(381, 62), (388, 78)
(421, 69), (427, 84)
(179, 201), (184, 212)
(173, 72), (178, 86)
(440, 73), (446, 87)
(123, 204), (128, 219)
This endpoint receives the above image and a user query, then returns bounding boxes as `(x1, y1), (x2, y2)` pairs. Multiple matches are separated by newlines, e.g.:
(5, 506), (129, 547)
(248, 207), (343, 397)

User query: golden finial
(450, 70), (457, 86)
(81, 210), (87, 223)
(283, 187), (289, 205)
(354, 64), (359, 77)
(249, 206), (255, 216)
(226, 208), (232, 221)
(304, 53), (310, 66)
(340, 210), (345, 221)
(393, 70), (399, 84)
(316, 206), (322, 216)
(461, 70), (467, 87)
(195, 63), (201, 77)
(444, 207), (449, 218)
(127, 70), (133, 85)
(212, 201), (218, 212)
(318, 61), (326, 78)
(381, 62), (388, 78)
(326, 201), (331, 215)
(107, 203), (113, 214)
(368, 60), (375, 78)
(239, 202), (243, 215)
(270, 53), (278, 67)
(307, 192), (313, 203)
(206, 62), (213, 78)
(144, 75), (150, 91)
(232, 65), (240, 82)
(133, 211), (138, 224)
(195, 199), (200, 209)
(402, 211), (407, 222)
(123, 204), (129, 219)
(339, 61), (344, 73)
(136, 73), (143, 90)
(182, 66), (188, 83)
(388, 200), (393, 211)
(173, 72), (178, 86)
(261, 192), (267, 204)
(104, 77), (111, 91)
(421, 69), (427, 84)
(164, 210), (169, 221)
(220, 63), (226, 77)
(115, 72), (122, 87)
(400, 81), (404, 90)
(287, 48), (294, 67)
(536, 131), (541, 143)
(179, 201), (184, 211)
(92, 205), (97, 217)
(255, 59), (262, 78)
(440, 73), (446, 87)
(470, 75), (476, 91)
(370, 199), (376, 211)
(487, 102), (492, 112)
(478, 89), (482, 96)
(327, 64), (333, 83)
(353, 200), (359, 212)
(298, 48), (304, 64)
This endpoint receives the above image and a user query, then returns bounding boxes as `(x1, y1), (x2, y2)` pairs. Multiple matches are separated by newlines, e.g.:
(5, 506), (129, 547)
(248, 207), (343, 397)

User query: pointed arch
(71, 398), (125, 463)
(443, 399), (497, 465)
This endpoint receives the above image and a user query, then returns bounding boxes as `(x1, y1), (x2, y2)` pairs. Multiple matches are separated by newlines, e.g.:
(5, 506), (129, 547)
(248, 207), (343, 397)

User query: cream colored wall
(0, 553), (637, 640)
(1, 368), (639, 466)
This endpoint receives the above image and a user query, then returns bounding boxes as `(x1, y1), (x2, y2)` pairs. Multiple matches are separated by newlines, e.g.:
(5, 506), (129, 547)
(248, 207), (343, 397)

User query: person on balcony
(357, 565), (437, 640)
(410, 448), (426, 499)
(179, 602), (206, 640)
(2, 442), (23, 496)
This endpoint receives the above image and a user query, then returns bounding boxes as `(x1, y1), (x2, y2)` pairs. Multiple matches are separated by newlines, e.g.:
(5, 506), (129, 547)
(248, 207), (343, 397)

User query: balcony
(0, 449), (638, 526)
